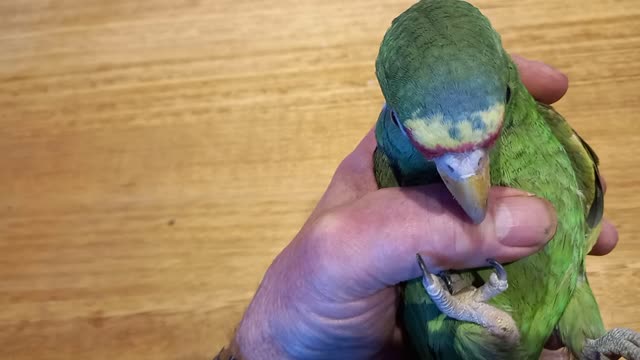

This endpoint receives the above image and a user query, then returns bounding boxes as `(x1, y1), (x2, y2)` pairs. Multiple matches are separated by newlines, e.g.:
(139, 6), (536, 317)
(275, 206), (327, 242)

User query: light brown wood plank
(1, 0), (639, 358)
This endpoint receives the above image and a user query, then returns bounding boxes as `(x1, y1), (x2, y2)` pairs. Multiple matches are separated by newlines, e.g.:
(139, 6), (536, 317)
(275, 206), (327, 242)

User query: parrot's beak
(434, 149), (490, 224)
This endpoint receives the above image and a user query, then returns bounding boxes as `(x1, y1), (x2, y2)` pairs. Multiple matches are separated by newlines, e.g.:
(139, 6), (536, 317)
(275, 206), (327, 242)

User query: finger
(589, 219), (619, 256)
(334, 127), (377, 182)
(312, 127), (378, 215)
(539, 348), (571, 359)
(350, 126), (377, 160)
(317, 186), (557, 293)
(512, 54), (569, 104)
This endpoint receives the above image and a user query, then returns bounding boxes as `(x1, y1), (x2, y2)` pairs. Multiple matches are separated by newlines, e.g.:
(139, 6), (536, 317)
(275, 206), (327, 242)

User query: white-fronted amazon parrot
(373, 1), (640, 358)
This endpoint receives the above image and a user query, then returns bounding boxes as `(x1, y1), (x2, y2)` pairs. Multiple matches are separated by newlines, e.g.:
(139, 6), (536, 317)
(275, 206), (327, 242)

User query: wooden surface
(1, 0), (639, 359)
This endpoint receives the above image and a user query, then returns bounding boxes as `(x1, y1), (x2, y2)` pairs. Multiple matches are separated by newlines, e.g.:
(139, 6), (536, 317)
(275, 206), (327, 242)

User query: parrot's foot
(582, 328), (640, 360)
(416, 255), (519, 344)
(437, 271), (454, 294)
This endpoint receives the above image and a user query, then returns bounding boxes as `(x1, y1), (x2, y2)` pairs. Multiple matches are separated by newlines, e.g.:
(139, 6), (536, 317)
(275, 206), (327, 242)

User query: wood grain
(1, 0), (639, 359)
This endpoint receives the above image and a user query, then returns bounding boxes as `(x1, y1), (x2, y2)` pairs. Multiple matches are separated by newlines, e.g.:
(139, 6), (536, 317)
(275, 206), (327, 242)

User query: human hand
(229, 55), (618, 360)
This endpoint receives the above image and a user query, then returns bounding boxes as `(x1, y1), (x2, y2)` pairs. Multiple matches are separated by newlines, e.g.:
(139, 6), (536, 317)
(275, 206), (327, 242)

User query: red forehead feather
(407, 125), (503, 159)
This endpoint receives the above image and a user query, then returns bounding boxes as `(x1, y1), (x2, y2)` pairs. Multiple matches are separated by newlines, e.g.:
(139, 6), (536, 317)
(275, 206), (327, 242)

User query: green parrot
(372, 1), (640, 359)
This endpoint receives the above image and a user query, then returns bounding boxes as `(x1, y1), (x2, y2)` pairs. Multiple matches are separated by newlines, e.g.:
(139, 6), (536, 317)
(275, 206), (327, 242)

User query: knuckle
(308, 210), (358, 254)
(302, 215), (347, 295)
(311, 212), (345, 243)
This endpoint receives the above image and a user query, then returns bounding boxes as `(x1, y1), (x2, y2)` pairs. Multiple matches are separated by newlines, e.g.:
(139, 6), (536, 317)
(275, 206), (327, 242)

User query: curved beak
(434, 149), (490, 224)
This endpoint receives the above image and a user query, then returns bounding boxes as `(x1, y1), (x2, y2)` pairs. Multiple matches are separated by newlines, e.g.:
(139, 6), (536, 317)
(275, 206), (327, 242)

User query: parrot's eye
(505, 86), (512, 103)
(391, 110), (400, 126)
(391, 109), (409, 138)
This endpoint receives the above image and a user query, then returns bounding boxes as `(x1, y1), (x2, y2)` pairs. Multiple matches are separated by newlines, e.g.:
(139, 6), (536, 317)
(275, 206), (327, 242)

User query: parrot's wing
(537, 105), (618, 357)
(537, 103), (604, 233)
(373, 146), (400, 188)
(545, 106), (640, 360)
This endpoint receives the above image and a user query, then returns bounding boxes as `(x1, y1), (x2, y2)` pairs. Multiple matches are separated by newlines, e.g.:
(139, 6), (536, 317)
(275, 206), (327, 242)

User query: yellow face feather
(404, 102), (504, 150)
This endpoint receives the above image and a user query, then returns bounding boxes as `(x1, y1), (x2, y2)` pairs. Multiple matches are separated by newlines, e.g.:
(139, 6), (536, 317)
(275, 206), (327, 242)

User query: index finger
(512, 54), (569, 104)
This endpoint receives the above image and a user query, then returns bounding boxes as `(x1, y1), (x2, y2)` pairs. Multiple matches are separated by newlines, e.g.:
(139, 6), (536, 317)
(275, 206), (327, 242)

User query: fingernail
(495, 196), (557, 247)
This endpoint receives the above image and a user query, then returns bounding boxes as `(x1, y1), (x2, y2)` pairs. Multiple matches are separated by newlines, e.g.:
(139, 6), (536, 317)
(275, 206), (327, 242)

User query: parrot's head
(376, 0), (515, 224)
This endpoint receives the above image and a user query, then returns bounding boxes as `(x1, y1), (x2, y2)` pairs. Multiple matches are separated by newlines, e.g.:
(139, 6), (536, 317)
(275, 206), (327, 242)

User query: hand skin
(230, 55), (619, 360)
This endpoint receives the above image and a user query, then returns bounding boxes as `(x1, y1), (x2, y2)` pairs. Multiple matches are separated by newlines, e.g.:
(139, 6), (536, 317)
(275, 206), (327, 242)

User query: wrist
(232, 256), (297, 360)
(234, 310), (290, 360)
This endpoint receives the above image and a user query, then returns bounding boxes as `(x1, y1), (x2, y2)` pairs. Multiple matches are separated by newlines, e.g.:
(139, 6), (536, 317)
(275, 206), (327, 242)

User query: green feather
(373, 1), (605, 358)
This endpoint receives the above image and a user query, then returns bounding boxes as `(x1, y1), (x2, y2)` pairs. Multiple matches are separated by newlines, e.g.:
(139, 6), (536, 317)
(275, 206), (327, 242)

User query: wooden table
(1, 0), (639, 358)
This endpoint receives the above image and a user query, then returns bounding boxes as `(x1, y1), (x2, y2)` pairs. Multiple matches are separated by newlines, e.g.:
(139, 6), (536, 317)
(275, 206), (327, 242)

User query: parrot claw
(582, 328), (640, 360)
(416, 254), (520, 344)
(487, 258), (506, 281)
(479, 258), (508, 301)
(437, 271), (454, 294)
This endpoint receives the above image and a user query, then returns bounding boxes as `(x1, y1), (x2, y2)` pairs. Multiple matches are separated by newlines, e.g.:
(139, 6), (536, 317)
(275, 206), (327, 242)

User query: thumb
(318, 186), (557, 296)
